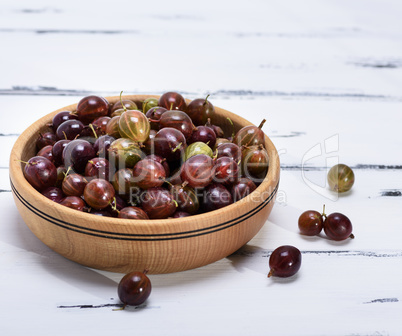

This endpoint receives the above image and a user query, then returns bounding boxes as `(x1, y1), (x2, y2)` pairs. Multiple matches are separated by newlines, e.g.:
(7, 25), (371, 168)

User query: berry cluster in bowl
(23, 92), (269, 220)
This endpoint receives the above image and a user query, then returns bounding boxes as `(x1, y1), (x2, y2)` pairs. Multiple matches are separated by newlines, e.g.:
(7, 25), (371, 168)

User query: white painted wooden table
(1, 1), (402, 335)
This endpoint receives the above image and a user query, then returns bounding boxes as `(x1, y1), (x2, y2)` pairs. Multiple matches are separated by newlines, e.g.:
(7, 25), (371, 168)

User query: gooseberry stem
(267, 269), (273, 278)
(203, 94), (210, 106)
(164, 179), (173, 187)
(258, 119), (266, 129)
(63, 166), (72, 180)
(113, 304), (127, 311)
(172, 142), (183, 153)
(89, 123), (98, 139)
(227, 117), (235, 139)
(110, 197), (119, 213)
(322, 204), (327, 220)
(120, 91), (127, 112)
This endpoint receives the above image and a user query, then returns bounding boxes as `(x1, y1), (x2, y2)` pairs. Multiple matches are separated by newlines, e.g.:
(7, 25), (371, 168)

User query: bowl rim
(9, 95), (280, 239)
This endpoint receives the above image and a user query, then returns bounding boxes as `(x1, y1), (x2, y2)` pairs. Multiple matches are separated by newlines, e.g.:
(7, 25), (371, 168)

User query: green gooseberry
(108, 138), (145, 169)
(119, 110), (151, 143)
(142, 98), (159, 114)
(185, 141), (213, 161)
(327, 164), (355, 193)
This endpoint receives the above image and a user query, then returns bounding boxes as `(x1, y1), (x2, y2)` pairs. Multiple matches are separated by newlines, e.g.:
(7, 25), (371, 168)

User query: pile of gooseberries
(23, 91), (270, 219)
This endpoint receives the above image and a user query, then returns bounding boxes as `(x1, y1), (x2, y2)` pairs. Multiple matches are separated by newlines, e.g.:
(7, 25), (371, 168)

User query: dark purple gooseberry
(167, 166), (183, 185)
(268, 245), (302, 278)
(92, 116), (111, 134)
(180, 154), (214, 188)
(145, 154), (170, 176)
(141, 187), (177, 219)
(56, 119), (85, 140)
(233, 119), (266, 147)
(118, 271), (152, 307)
(298, 210), (324, 236)
(84, 157), (112, 180)
(52, 111), (79, 132)
(154, 127), (186, 162)
(241, 144), (269, 178)
(79, 123), (104, 139)
(132, 158), (166, 189)
(186, 95), (215, 126)
(118, 206), (149, 220)
(216, 143), (241, 162)
(62, 173), (88, 196)
(93, 135), (115, 158)
(63, 139), (95, 174)
(157, 110), (195, 140)
(205, 119), (224, 138)
(231, 177), (257, 202)
(41, 186), (64, 203)
(84, 178), (115, 210)
(158, 91), (187, 111)
(112, 168), (136, 196)
(59, 196), (86, 211)
(189, 125), (216, 149)
(52, 139), (71, 166)
(106, 194), (128, 216)
(214, 156), (239, 186)
(146, 106), (168, 130)
(37, 145), (54, 162)
(172, 211), (191, 218)
(36, 132), (57, 150)
(202, 183), (233, 212)
(142, 129), (157, 155)
(23, 156), (57, 191)
(76, 95), (109, 124)
(323, 213), (354, 241)
(169, 184), (199, 214)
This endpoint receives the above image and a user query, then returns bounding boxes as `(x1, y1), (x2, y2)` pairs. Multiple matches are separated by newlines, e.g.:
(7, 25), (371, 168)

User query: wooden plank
(1, 0), (402, 335)
(0, 0), (402, 97)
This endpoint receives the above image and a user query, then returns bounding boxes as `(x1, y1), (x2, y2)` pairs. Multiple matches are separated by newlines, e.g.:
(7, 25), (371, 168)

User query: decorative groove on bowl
(11, 179), (278, 241)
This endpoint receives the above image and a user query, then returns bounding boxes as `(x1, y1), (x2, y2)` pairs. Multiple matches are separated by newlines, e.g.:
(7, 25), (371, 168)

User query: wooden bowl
(9, 95), (280, 274)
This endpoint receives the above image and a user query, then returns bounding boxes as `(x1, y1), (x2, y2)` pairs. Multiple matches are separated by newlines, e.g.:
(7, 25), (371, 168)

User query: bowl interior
(12, 95), (279, 231)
